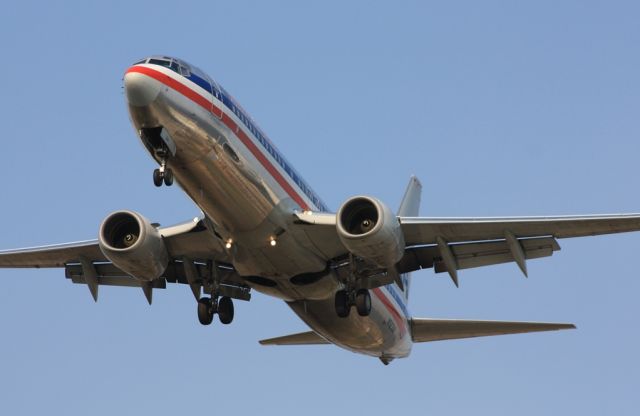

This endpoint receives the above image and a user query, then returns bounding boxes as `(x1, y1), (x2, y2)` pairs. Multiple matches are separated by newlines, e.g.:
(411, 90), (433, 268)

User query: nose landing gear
(139, 127), (176, 187)
(153, 159), (174, 187)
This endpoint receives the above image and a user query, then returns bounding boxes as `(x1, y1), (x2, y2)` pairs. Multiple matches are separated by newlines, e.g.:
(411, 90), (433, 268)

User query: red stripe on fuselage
(125, 66), (311, 211)
(372, 287), (407, 337)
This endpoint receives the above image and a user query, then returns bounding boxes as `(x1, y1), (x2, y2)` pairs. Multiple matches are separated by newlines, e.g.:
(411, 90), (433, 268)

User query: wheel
(197, 297), (214, 325)
(218, 296), (234, 324)
(153, 169), (163, 187)
(355, 289), (371, 317)
(163, 168), (174, 186)
(335, 290), (350, 318)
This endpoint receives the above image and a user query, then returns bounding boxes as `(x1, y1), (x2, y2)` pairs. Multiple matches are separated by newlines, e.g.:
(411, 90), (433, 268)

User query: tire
(355, 289), (371, 317)
(197, 297), (214, 325)
(153, 169), (163, 187)
(218, 296), (234, 324)
(163, 168), (174, 186)
(335, 290), (350, 318)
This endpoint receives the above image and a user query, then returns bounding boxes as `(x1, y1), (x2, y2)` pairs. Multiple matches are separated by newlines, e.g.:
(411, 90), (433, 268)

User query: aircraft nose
(124, 69), (161, 107)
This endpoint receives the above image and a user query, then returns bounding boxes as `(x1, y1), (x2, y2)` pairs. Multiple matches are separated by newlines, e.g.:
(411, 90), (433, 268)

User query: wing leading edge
(400, 213), (640, 246)
(294, 211), (640, 285)
(0, 217), (248, 304)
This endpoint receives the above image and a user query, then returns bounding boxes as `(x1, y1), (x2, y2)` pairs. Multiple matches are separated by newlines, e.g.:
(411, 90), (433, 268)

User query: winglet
(397, 175), (422, 217)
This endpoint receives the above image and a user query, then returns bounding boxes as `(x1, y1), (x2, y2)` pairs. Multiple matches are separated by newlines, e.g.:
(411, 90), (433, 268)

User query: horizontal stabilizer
(411, 318), (575, 343)
(259, 331), (330, 346)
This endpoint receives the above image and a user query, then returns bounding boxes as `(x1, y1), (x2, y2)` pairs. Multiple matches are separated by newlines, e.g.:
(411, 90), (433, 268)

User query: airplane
(1, 55), (639, 365)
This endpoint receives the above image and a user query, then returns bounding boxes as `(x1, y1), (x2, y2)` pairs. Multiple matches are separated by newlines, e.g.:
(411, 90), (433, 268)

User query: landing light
(225, 239), (233, 249)
(269, 237), (277, 247)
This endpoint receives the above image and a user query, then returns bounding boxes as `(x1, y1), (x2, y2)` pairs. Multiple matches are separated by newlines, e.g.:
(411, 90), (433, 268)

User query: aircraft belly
(129, 82), (327, 278)
(288, 290), (412, 358)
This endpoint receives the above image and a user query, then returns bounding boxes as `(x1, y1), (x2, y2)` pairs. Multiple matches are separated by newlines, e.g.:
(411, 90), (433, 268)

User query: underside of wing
(259, 331), (330, 346)
(0, 216), (248, 304)
(0, 217), (229, 268)
(294, 211), (640, 286)
(0, 240), (106, 268)
(397, 236), (560, 275)
(411, 318), (575, 343)
(401, 214), (640, 246)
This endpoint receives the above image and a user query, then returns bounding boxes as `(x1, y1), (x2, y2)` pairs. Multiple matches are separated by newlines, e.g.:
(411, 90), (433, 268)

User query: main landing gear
(197, 295), (235, 325)
(335, 288), (371, 318)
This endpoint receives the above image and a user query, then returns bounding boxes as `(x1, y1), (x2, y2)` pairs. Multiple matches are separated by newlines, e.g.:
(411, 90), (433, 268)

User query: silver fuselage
(124, 60), (412, 359)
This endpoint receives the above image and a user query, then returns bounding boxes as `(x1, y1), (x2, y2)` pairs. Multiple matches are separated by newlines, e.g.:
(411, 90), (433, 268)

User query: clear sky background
(0, 1), (639, 414)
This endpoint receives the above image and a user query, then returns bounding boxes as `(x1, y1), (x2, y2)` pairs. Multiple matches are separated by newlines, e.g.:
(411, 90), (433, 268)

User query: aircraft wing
(400, 214), (640, 245)
(0, 217), (230, 268)
(0, 239), (107, 268)
(295, 212), (640, 284)
(0, 217), (248, 303)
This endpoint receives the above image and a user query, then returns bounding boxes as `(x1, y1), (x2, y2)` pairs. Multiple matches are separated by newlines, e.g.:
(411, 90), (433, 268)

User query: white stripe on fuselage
(137, 64), (322, 212)
(133, 64), (412, 358)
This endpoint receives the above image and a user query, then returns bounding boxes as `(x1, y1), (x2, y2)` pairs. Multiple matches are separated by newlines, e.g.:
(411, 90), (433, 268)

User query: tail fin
(397, 176), (422, 299)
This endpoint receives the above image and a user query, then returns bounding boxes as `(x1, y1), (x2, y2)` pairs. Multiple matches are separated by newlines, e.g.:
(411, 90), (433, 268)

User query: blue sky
(1, 1), (639, 414)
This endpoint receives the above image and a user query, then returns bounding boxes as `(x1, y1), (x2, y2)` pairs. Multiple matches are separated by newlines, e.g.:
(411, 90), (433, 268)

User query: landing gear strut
(334, 253), (372, 318)
(334, 288), (371, 318)
(197, 296), (235, 325)
(151, 135), (174, 187)
(153, 160), (173, 187)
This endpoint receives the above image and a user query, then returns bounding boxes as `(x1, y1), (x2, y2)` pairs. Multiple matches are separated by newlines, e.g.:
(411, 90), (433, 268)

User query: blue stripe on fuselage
(186, 73), (213, 96)
(383, 285), (410, 319)
(182, 70), (329, 212)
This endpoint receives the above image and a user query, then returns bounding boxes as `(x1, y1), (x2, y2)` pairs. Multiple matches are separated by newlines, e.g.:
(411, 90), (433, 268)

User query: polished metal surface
(124, 62), (408, 357)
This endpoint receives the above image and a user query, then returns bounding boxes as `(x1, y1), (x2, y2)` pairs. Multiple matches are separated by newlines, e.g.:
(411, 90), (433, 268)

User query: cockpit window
(179, 65), (191, 77)
(148, 58), (172, 68)
(133, 59), (146, 65)
(147, 58), (183, 75)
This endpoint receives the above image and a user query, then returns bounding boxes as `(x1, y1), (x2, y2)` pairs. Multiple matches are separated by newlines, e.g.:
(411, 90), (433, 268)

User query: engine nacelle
(336, 196), (405, 269)
(98, 210), (169, 281)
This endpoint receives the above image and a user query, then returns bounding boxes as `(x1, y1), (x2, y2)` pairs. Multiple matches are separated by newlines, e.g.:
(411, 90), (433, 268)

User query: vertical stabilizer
(397, 176), (422, 299)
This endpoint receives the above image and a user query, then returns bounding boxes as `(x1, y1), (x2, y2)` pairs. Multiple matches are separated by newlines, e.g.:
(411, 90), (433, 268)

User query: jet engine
(336, 196), (405, 268)
(98, 210), (169, 281)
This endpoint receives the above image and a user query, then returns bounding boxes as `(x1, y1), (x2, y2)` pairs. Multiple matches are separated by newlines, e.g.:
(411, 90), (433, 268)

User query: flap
(397, 236), (560, 274)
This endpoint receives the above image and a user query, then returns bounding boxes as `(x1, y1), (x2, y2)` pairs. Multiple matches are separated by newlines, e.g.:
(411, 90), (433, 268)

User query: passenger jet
(2, 56), (638, 364)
